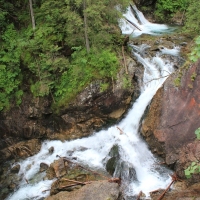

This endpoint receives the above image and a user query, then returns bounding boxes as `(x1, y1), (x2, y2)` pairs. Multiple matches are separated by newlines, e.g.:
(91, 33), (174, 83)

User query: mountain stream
(7, 5), (181, 200)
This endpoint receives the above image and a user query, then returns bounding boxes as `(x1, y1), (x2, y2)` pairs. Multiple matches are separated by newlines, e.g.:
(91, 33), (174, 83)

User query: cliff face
(141, 60), (200, 183)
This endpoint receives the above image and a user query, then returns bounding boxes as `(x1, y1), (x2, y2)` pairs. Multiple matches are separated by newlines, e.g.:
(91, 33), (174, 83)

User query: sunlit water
(7, 5), (180, 200)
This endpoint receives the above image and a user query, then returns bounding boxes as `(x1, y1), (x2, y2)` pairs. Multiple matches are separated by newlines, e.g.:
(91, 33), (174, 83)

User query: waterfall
(7, 5), (180, 200)
(119, 5), (176, 37)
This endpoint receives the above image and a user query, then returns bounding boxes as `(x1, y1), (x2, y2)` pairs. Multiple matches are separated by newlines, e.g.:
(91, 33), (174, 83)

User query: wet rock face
(141, 60), (200, 182)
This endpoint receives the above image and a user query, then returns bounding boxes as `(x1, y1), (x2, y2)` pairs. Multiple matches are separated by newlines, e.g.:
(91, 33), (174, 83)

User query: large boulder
(141, 60), (200, 183)
(45, 158), (106, 196)
(45, 180), (120, 200)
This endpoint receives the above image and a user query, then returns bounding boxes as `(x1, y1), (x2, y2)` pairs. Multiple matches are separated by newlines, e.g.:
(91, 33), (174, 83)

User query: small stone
(40, 162), (49, 172)
(11, 164), (20, 173)
(49, 146), (54, 154)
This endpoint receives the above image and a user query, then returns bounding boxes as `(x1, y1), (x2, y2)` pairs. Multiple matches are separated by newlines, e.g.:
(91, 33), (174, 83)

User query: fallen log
(124, 17), (142, 31)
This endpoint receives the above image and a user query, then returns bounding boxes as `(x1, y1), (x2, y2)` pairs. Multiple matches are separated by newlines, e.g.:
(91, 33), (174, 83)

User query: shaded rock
(106, 145), (120, 176)
(8, 182), (17, 190)
(0, 139), (41, 161)
(45, 180), (119, 200)
(105, 145), (137, 184)
(48, 146), (54, 154)
(11, 164), (20, 173)
(40, 162), (49, 172)
(50, 57), (140, 141)
(141, 59), (200, 183)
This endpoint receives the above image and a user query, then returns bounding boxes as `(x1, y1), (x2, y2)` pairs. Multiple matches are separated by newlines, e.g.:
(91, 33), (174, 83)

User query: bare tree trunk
(29, 0), (36, 31)
(83, 0), (90, 53)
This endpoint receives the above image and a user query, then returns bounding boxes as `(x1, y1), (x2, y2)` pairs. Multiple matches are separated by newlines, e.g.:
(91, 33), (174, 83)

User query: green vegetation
(184, 161), (200, 178)
(122, 75), (132, 89)
(0, 0), (130, 111)
(184, 128), (200, 178)
(2, 0), (200, 111)
(190, 36), (200, 62)
(0, 24), (22, 110)
(54, 48), (119, 106)
(195, 127), (200, 139)
(155, 0), (189, 21)
(184, 0), (200, 34)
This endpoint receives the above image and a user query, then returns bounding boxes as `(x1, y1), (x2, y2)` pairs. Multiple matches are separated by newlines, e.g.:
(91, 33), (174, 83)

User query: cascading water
(119, 4), (176, 37)
(7, 5), (181, 200)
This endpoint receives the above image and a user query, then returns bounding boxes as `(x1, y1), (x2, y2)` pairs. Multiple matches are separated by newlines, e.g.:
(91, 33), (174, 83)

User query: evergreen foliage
(1, 0), (200, 111)
(184, 0), (200, 34)
(190, 36), (200, 62)
(0, 0), (129, 110)
(155, 0), (189, 21)
(0, 24), (22, 110)
(54, 48), (119, 107)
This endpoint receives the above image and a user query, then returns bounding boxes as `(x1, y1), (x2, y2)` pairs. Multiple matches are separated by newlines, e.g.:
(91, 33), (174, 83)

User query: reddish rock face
(141, 60), (200, 182)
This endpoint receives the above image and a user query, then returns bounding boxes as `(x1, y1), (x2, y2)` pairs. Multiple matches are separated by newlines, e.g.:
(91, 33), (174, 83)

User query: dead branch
(25, 178), (29, 184)
(116, 126), (125, 135)
(144, 75), (170, 85)
(122, 46), (128, 74)
(42, 189), (50, 193)
(62, 178), (91, 185)
(157, 180), (174, 200)
(112, 76), (115, 93)
(108, 178), (121, 185)
(157, 173), (179, 200)
(60, 183), (81, 189)
(153, 162), (166, 166)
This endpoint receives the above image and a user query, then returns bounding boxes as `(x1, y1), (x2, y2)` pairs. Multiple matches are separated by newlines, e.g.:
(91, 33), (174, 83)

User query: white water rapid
(7, 5), (180, 200)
